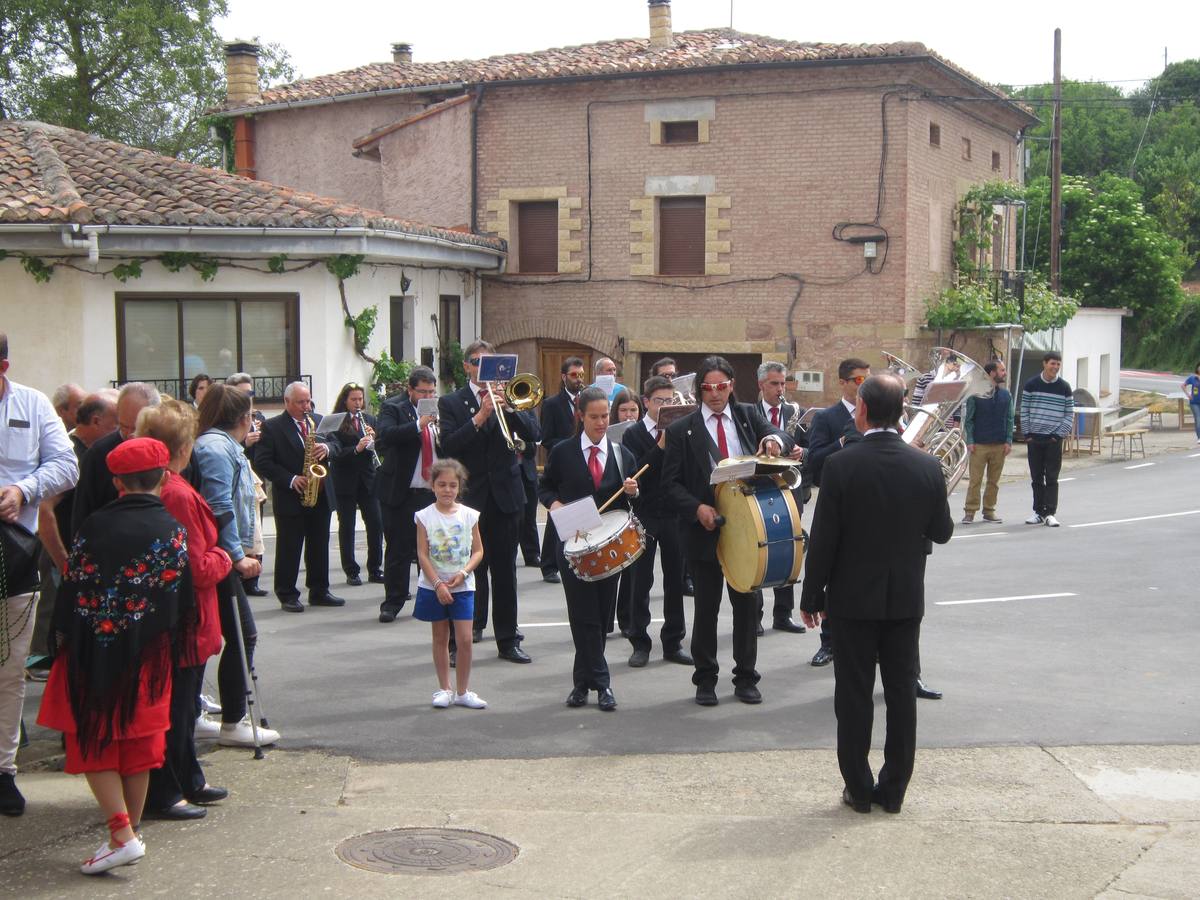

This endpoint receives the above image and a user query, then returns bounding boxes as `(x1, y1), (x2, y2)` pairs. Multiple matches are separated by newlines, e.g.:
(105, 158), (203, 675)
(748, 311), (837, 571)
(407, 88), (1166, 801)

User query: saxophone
(301, 414), (327, 508)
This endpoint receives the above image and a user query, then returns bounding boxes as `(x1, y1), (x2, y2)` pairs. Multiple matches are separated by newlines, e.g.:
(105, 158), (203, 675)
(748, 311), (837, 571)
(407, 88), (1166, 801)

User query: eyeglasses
(647, 396), (672, 406)
(345, 382), (361, 390)
(843, 375), (867, 385)
(699, 380), (732, 393)
(467, 357), (481, 366)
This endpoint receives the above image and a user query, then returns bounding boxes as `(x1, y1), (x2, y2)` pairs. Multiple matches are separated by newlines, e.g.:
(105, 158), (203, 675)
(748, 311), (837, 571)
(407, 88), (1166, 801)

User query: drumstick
(597, 464), (650, 514)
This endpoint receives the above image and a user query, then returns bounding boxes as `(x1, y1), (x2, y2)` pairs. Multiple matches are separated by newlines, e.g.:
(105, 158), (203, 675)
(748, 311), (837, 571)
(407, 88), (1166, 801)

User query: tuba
(892, 348), (993, 494)
(301, 414), (327, 508)
(485, 373), (543, 453)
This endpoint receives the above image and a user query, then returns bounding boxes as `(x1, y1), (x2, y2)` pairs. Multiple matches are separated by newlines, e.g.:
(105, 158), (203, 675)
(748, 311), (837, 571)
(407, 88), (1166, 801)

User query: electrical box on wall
(864, 241), (878, 259)
(794, 371), (823, 392)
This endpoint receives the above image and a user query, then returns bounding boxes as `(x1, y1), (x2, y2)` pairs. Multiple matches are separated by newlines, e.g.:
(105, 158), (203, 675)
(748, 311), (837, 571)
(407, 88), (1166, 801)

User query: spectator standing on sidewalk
(1019, 352), (1073, 528)
(1182, 363), (1200, 445)
(961, 361), (1014, 524)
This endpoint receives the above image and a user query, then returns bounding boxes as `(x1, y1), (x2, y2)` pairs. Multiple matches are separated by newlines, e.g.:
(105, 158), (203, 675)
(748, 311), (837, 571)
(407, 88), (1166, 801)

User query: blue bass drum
(714, 472), (805, 594)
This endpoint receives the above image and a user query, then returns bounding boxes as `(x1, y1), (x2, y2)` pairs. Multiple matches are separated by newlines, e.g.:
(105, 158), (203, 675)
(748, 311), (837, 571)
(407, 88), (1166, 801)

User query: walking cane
(224, 572), (266, 760)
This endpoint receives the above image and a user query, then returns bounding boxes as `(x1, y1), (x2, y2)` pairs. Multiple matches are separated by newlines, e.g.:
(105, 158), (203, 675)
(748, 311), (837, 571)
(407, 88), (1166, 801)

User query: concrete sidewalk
(4, 743), (1198, 898)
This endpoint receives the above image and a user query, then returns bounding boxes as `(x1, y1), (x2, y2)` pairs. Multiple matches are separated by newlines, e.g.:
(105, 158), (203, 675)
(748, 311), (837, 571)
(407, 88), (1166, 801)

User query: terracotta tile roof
(220, 28), (1013, 113)
(0, 120), (504, 250)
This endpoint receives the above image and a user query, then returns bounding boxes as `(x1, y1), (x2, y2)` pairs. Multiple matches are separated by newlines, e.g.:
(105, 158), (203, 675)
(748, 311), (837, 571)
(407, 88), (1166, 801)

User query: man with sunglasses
(438, 340), (539, 662)
(661, 355), (792, 706)
(803, 358), (870, 667)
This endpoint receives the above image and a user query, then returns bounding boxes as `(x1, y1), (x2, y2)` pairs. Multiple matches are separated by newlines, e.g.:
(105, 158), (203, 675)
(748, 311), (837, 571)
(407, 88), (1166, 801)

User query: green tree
(1022, 174), (1187, 338)
(0, 1), (293, 165)
(1014, 81), (1141, 179)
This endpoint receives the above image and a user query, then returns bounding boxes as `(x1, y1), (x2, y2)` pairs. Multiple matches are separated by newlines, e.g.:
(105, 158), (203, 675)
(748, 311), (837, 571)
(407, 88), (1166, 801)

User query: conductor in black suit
(374, 366), (439, 622)
(801, 357), (870, 666)
(799, 375), (953, 814)
(661, 355), (792, 707)
(253, 381), (345, 612)
(438, 340), (539, 663)
(537, 356), (586, 584)
(540, 386), (641, 711)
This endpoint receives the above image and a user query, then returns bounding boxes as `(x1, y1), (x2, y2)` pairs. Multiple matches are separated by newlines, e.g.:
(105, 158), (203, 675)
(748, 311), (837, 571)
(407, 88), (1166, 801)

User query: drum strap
(612, 442), (625, 481)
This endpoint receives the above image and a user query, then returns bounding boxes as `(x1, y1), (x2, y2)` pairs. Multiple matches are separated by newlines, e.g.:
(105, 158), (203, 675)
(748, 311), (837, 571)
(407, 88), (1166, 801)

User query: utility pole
(1050, 28), (1062, 294)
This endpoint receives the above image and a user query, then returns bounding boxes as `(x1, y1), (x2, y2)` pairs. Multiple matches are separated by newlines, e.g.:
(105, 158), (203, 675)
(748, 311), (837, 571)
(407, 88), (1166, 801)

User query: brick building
(215, 1), (1037, 399)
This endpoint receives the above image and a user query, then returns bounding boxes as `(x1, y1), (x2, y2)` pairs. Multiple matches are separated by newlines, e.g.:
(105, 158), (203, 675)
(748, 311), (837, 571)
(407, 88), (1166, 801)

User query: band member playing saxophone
(329, 382), (383, 588)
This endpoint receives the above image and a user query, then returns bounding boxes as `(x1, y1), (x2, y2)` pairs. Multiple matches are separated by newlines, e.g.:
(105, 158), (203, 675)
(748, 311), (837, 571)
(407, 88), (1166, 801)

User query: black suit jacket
(253, 412), (337, 517)
(71, 429), (123, 535)
(539, 389), (577, 456)
(799, 432), (953, 620)
(437, 384), (538, 516)
(374, 394), (428, 506)
(621, 419), (671, 519)
(330, 411), (378, 497)
(804, 400), (861, 487)
(660, 401), (792, 561)
(538, 437), (637, 519)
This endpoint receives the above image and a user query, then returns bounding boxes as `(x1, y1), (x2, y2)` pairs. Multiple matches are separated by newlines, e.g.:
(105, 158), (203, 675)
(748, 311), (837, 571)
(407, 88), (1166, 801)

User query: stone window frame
(630, 175), (730, 277)
(484, 187), (583, 274)
(646, 98), (715, 146)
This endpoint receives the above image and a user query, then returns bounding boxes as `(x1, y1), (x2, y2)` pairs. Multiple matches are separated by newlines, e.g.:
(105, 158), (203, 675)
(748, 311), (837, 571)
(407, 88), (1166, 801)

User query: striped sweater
(1020, 374), (1074, 437)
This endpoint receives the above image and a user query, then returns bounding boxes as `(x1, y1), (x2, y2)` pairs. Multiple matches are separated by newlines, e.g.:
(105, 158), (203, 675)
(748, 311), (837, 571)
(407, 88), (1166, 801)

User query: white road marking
(521, 619), (664, 628)
(1059, 477), (1076, 482)
(951, 532), (1008, 539)
(1124, 463), (1154, 470)
(1189, 453), (1200, 458)
(1070, 510), (1200, 529)
(937, 592), (1076, 606)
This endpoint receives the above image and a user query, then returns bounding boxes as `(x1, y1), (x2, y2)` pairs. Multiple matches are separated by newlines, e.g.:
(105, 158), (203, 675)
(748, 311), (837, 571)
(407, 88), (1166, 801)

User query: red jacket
(161, 472), (231, 667)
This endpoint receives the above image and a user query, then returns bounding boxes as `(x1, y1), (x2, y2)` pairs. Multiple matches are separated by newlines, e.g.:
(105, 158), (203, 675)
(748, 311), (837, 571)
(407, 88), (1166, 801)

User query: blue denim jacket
(193, 428), (255, 562)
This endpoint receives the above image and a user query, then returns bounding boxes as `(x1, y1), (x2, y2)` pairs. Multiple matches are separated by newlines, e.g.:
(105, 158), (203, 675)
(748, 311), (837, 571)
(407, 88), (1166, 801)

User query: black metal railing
(111, 374), (311, 403)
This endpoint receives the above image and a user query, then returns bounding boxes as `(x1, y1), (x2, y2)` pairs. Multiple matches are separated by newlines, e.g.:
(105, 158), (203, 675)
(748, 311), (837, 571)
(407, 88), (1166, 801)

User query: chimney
(648, 0), (672, 49)
(224, 40), (261, 106)
(392, 42), (413, 64)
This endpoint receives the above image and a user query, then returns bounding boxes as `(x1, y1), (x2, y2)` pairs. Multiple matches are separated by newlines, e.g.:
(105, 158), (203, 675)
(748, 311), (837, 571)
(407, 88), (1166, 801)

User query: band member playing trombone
(661, 356), (792, 707)
(329, 382), (383, 588)
(438, 340), (539, 662)
(375, 367), (440, 622)
(540, 386), (640, 711)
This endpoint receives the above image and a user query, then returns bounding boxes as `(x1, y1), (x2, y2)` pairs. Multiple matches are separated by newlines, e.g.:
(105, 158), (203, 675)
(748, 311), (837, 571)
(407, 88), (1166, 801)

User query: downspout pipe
(470, 85), (485, 235)
(59, 226), (99, 264)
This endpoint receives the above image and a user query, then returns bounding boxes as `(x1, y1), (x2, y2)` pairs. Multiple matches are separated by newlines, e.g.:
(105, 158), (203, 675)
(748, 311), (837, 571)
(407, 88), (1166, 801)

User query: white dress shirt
(0, 378), (79, 532)
(702, 405), (745, 457)
(640, 413), (658, 440)
(580, 432), (609, 472)
(761, 400), (786, 428)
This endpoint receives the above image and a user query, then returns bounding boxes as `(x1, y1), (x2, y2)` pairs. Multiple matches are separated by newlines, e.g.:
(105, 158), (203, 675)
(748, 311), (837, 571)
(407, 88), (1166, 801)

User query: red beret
(107, 437), (170, 475)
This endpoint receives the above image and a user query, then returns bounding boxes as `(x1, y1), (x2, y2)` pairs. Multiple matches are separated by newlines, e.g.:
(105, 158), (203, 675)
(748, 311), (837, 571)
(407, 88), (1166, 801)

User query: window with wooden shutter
(517, 201), (559, 273)
(662, 121), (699, 144)
(658, 196), (705, 275)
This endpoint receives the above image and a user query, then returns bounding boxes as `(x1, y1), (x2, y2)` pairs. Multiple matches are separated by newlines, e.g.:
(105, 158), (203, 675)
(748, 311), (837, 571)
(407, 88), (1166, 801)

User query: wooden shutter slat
(518, 201), (559, 274)
(659, 197), (705, 275)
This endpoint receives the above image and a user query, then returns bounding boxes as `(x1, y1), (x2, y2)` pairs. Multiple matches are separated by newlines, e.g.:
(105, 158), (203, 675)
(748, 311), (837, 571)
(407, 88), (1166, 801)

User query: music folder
(314, 413), (347, 434)
(550, 496), (604, 537)
(477, 354), (518, 382)
(417, 398), (438, 417)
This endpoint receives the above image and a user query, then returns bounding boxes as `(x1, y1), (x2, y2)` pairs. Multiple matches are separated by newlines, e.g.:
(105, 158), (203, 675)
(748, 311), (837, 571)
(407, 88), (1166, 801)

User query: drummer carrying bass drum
(661, 356), (792, 707)
(539, 387), (640, 712)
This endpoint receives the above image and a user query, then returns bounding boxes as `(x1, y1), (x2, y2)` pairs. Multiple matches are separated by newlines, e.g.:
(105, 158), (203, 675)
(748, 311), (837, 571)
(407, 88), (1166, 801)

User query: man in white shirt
(0, 333), (80, 816)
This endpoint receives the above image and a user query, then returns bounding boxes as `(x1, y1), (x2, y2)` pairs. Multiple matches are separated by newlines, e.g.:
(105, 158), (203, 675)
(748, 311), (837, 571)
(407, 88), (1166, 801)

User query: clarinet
(358, 411), (381, 468)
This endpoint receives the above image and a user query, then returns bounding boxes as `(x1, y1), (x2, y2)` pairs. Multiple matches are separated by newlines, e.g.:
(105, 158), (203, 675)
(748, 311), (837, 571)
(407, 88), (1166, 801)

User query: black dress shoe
(566, 687), (588, 707)
(472, 627), (483, 644)
(244, 584), (269, 597)
(916, 679), (943, 700)
(498, 646), (532, 663)
(842, 787), (871, 814)
(187, 785), (229, 805)
(280, 598), (304, 613)
(755, 621), (765, 637)
(516, 630), (525, 641)
(734, 684), (762, 704)
(346, 574), (363, 587)
(309, 593), (346, 607)
(543, 571), (561, 584)
(773, 617), (806, 633)
(663, 648), (694, 666)
(597, 688), (617, 711)
(628, 648), (650, 668)
(368, 571), (385, 584)
(682, 576), (695, 596)
(146, 801), (207, 820)
(0, 773), (25, 817)
(378, 605), (401, 623)
(695, 685), (719, 706)
(871, 784), (902, 814)
(811, 645), (833, 667)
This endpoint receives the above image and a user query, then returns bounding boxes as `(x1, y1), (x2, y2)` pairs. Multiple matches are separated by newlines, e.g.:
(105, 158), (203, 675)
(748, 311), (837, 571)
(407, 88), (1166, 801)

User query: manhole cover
(335, 827), (519, 875)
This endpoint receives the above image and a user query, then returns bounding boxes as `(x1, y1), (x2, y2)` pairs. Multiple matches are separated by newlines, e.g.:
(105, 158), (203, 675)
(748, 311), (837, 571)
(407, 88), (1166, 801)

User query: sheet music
(709, 459), (756, 485)
(417, 398), (438, 417)
(314, 412), (347, 434)
(606, 420), (634, 443)
(550, 496), (604, 537)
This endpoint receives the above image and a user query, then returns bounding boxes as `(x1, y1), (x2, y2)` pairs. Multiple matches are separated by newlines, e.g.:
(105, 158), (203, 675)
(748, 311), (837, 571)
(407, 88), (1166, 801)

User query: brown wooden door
(537, 341), (593, 466)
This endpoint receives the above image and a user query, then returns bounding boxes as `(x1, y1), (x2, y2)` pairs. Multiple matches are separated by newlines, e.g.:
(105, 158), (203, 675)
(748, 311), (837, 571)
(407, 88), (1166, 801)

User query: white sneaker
(200, 694), (222, 715)
(1043, 515), (1061, 527)
(195, 712), (221, 739)
(217, 717), (280, 747)
(80, 836), (145, 874)
(432, 689), (453, 709)
(1025, 514), (1044, 525)
(453, 691), (488, 709)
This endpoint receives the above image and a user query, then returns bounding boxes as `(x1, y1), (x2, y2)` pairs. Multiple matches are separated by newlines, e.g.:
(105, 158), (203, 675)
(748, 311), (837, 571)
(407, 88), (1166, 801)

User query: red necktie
(298, 418), (308, 438)
(588, 445), (603, 490)
(770, 406), (780, 427)
(420, 425), (434, 482)
(714, 413), (729, 459)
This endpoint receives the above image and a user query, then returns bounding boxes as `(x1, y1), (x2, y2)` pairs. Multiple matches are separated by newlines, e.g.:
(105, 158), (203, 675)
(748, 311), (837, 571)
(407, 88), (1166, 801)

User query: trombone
(485, 373), (544, 453)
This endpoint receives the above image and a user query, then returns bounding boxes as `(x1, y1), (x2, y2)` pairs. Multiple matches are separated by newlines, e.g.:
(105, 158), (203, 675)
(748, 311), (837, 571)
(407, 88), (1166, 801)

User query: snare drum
(563, 510), (646, 582)
(714, 474), (805, 594)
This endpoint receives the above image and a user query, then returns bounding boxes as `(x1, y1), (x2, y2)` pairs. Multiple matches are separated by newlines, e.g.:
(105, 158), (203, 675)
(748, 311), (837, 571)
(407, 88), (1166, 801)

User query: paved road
(1121, 368), (1188, 395)
(24, 447), (1199, 763)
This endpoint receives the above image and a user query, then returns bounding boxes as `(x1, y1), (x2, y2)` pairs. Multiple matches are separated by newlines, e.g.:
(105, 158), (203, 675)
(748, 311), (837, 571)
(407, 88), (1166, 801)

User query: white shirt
(841, 398), (856, 416)
(863, 427), (899, 436)
(640, 413), (658, 440)
(702, 405), (745, 457)
(580, 432), (609, 472)
(761, 400), (786, 427)
(0, 378), (79, 532)
(409, 414), (439, 490)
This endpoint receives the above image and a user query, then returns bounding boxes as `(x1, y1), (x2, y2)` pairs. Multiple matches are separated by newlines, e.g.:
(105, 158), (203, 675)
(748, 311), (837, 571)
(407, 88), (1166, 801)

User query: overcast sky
(217, 0), (1197, 91)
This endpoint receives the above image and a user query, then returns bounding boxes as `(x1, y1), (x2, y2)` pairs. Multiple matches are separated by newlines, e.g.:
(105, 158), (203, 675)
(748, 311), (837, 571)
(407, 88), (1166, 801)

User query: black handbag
(0, 521), (42, 598)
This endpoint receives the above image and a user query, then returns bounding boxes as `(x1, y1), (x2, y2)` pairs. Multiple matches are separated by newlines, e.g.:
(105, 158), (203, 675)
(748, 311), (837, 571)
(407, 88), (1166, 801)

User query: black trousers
(628, 515), (687, 654)
(689, 557), (759, 689)
(604, 567), (633, 635)
(273, 506), (332, 602)
(757, 584), (795, 623)
(380, 488), (433, 610)
(335, 484), (382, 577)
(830, 615), (921, 809)
(559, 549), (617, 691)
(520, 475), (540, 562)
(540, 515), (560, 577)
(473, 491), (521, 650)
(1026, 435), (1064, 516)
(216, 577), (257, 724)
(146, 664), (205, 811)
